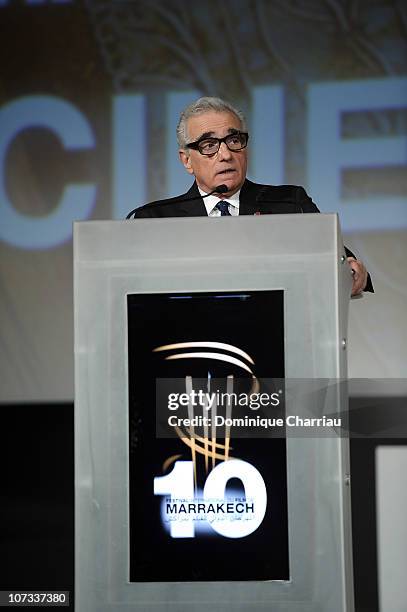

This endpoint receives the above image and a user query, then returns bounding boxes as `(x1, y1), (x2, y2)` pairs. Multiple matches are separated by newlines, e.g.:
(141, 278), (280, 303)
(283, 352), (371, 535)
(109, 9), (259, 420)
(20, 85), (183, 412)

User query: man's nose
(217, 141), (233, 160)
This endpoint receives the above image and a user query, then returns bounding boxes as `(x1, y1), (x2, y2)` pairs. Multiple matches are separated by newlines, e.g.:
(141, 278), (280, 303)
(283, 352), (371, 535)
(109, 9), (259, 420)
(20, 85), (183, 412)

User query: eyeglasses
(187, 131), (249, 155)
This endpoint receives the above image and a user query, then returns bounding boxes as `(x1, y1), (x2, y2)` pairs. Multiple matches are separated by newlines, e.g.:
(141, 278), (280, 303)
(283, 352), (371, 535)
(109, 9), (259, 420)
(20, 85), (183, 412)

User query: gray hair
(176, 96), (247, 149)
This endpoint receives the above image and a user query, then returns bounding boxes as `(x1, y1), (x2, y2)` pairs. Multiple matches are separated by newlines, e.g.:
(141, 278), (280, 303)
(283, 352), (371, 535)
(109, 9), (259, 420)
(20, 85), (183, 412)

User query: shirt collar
(198, 187), (241, 216)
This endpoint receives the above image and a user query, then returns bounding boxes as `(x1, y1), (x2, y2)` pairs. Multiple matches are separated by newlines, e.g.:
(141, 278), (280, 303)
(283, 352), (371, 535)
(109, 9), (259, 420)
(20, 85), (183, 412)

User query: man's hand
(347, 257), (368, 296)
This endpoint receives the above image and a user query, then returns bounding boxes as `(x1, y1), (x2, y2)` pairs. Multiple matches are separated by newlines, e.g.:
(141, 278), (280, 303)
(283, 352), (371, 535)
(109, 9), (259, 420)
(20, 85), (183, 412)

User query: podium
(74, 213), (354, 611)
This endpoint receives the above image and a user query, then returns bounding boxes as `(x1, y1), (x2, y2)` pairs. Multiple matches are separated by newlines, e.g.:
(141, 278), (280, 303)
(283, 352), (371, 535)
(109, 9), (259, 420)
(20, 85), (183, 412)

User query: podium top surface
(74, 213), (341, 262)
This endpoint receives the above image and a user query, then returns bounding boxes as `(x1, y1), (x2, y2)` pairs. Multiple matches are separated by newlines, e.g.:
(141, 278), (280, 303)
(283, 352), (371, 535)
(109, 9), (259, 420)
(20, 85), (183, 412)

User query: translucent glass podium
(74, 213), (354, 611)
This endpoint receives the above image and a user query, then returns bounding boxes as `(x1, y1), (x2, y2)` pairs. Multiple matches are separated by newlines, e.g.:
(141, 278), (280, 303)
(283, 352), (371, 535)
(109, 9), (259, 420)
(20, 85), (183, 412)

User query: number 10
(154, 459), (267, 538)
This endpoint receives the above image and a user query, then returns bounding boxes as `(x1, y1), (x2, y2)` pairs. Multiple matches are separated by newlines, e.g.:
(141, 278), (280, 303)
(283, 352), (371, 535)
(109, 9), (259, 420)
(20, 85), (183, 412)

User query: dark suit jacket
(133, 179), (319, 218)
(132, 179), (373, 291)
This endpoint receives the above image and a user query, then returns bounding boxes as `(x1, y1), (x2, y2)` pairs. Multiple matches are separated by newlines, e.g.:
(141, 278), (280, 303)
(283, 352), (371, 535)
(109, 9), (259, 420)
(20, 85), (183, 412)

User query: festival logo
(152, 341), (268, 539)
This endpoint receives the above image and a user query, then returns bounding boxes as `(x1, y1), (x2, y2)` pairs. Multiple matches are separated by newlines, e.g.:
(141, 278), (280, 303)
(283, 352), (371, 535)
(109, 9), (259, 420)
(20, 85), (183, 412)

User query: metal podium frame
(74, 213), (354, 611)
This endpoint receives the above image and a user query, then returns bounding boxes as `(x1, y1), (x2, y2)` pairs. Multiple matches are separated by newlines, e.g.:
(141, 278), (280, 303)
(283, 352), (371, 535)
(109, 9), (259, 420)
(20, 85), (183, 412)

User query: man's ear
(179, 149), (194, 175)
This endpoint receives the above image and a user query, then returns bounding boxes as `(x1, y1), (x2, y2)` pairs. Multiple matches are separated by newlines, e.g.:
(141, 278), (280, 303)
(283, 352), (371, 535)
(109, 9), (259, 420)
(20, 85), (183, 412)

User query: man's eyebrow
(195, 127), (240, 141)
(195, 131), (215, 140)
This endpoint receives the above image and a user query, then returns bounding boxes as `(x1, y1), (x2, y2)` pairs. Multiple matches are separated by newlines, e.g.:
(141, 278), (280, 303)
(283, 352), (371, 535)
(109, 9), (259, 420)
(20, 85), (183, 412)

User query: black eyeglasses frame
(186, 131), (249, 155)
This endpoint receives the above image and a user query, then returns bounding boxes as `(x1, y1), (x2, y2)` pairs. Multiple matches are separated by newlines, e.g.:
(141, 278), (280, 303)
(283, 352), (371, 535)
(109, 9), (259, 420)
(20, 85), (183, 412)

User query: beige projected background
(0, 0), (406, 402)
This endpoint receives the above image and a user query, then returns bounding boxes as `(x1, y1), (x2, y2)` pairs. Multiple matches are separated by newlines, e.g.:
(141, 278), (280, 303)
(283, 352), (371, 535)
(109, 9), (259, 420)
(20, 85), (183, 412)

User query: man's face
(179, 111), (248, 197)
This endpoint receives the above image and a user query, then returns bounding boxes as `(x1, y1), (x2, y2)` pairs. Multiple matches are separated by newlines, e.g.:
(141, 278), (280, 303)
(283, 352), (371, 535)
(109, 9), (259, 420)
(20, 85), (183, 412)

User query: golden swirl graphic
(155, 342), (262, 486)
(153, 341), (255, 364)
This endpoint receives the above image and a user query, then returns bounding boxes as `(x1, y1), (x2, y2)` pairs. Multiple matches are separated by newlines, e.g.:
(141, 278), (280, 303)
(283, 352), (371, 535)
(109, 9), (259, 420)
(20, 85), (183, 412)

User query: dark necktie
(215, 201), (231, 216)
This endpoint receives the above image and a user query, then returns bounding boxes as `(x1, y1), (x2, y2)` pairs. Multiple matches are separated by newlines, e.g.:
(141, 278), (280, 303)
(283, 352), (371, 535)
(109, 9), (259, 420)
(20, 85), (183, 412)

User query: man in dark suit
(131, 96), (372, 294)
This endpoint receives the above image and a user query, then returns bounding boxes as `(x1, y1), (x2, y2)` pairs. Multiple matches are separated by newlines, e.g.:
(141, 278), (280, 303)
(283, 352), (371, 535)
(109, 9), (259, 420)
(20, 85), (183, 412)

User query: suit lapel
(239, 179), (263, 215)
(170, 179), (266, 216)
(176, 182), (207, 217)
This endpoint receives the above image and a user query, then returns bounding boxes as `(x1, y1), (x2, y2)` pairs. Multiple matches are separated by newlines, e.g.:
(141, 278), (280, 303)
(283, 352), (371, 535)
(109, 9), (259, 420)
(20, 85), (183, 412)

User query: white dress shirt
(198, 187), (241, 216)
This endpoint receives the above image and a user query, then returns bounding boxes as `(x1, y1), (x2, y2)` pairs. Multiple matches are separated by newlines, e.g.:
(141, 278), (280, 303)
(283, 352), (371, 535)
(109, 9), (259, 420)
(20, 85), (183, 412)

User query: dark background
(127, 291), (288, 582)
